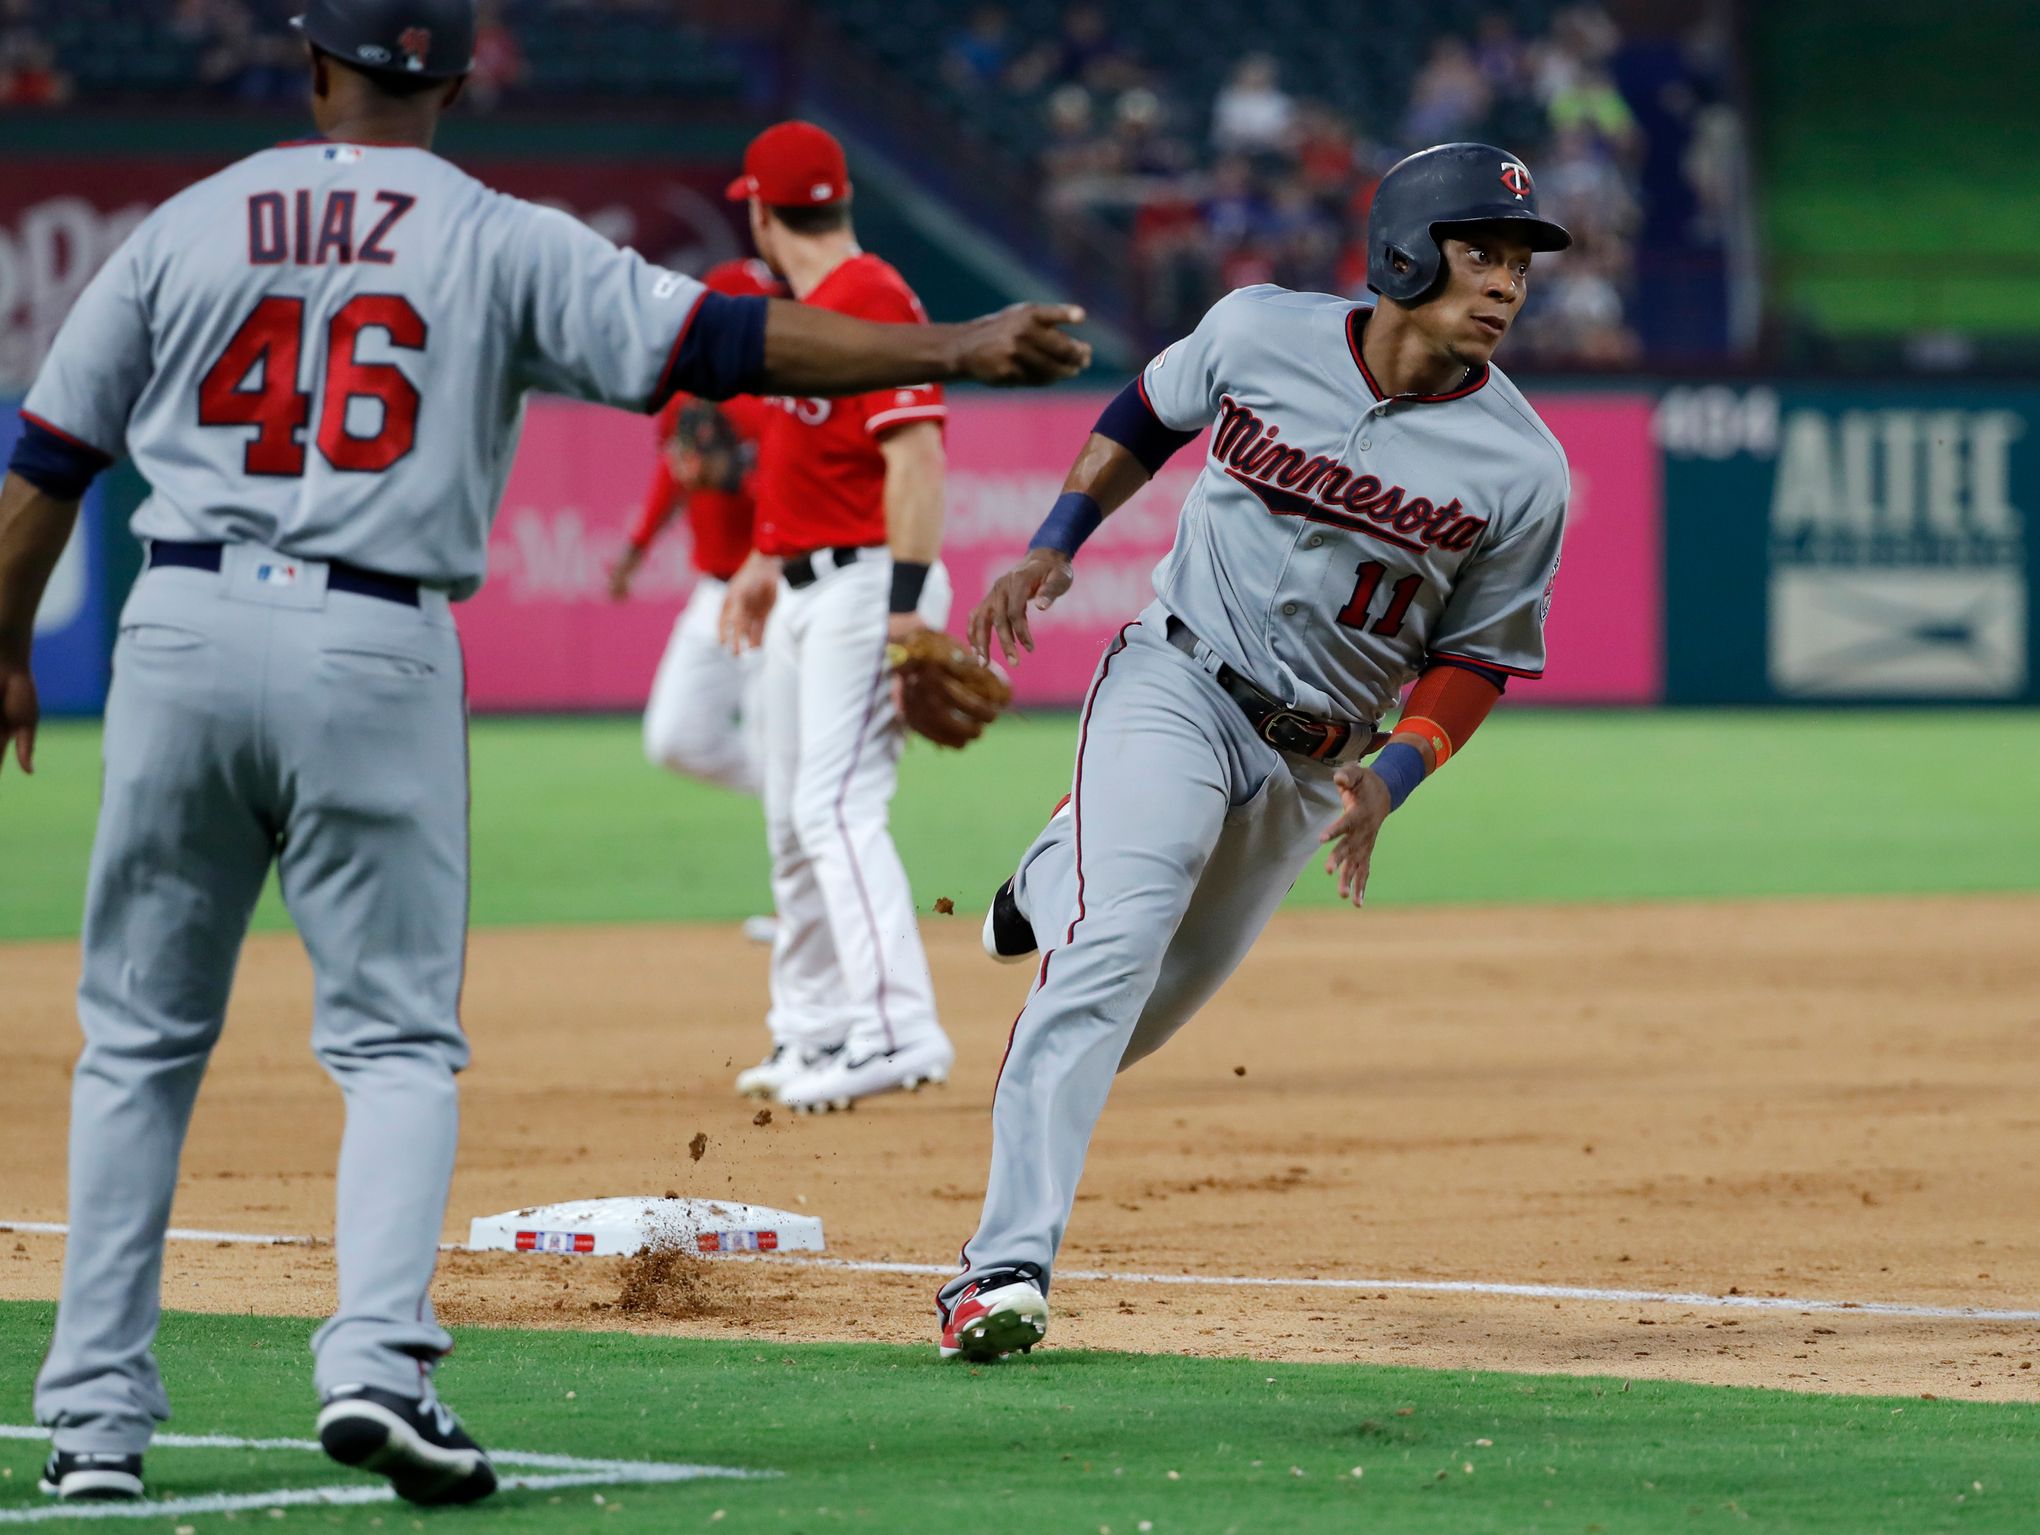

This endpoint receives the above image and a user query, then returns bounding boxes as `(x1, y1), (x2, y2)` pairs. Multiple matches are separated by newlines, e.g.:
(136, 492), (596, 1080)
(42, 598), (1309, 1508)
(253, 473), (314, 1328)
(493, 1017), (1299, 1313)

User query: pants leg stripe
(832, 632), (898, 1053)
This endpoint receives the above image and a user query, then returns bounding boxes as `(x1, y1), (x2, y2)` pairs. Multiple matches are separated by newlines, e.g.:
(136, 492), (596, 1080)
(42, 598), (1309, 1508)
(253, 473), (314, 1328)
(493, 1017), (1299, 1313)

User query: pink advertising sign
(459, 392), (1662, 711)
(1527, 395), (1664, 704)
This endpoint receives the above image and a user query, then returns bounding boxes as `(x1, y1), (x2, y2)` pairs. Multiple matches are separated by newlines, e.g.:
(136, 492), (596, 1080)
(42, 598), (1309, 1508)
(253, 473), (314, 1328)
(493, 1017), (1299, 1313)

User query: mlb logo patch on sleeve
(255, 562), (301, 587)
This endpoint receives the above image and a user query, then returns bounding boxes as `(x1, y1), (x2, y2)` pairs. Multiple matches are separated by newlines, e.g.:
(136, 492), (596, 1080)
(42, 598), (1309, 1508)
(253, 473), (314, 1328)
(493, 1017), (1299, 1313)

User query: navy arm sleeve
(8, 414), (113, 500)
(656, 292), (769, 405)
(1093, 377), (1200, 476)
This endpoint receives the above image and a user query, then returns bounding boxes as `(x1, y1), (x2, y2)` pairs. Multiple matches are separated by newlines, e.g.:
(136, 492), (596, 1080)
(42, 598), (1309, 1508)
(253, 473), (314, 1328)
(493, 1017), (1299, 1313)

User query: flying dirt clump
(614, 1241), (716, 1318)
(615, 1196), (722, 1318)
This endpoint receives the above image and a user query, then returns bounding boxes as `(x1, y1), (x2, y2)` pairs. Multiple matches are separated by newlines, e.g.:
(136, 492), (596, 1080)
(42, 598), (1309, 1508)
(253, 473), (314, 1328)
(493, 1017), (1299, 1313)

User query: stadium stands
(809, 0), (1747, 363)
(0, 0), (750, 109)
(0, 0), (1766, 367)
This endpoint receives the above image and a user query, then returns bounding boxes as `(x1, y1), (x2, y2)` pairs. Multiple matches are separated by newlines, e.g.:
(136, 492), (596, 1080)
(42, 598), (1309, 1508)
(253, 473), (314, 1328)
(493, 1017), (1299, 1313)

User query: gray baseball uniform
(27, 140), (711, 1454)
(944, 285), (1567, 1308)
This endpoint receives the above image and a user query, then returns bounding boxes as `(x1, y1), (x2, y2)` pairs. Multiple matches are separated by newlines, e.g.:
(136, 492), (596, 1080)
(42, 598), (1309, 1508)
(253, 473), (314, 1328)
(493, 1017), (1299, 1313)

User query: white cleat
(777, 1037), (955, 1114)
(741, 915), (779, 946)
(735, 1043), (838, 1100)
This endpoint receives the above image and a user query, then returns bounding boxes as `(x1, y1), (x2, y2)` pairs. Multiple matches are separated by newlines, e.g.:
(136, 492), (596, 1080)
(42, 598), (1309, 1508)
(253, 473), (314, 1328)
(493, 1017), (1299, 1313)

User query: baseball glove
(672, 400), (746, 493)
(888, 630), (1013, 749)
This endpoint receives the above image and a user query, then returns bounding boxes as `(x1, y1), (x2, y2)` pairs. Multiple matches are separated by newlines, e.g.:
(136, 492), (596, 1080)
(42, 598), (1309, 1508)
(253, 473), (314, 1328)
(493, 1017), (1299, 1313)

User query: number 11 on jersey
(1336, 559), (1422, 637)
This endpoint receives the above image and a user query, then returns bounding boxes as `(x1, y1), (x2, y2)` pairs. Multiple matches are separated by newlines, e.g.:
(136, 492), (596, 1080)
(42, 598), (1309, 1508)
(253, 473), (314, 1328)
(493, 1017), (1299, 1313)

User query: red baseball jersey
(628, 256), (785, 581)
(752, 253), (945, 557)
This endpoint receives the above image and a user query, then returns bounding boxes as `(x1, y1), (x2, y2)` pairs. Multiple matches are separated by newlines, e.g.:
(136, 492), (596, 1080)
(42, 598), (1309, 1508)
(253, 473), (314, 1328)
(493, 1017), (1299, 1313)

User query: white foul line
(7, 1219), (2038, 1325)
(0, 1222), (309, 1248)
(756, 1256), (2040, 1323)
(0, 1426), (773, 1523)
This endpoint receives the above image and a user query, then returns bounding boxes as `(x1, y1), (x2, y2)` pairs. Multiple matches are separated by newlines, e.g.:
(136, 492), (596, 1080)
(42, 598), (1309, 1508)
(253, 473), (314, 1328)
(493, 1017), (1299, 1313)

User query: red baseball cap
(725, 121), (852, 207)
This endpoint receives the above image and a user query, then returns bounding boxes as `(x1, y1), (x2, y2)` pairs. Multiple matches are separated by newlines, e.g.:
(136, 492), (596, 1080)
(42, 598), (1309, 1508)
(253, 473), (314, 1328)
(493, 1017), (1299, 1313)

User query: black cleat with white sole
(39, 1450), (144, 1501)
(317, 1385), (498, 1506)
(982, 877), (1038, 964)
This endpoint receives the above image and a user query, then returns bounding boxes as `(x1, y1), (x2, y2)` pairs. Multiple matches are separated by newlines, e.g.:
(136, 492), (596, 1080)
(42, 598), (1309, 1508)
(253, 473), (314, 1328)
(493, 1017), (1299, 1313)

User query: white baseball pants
(641, 575), (764, 797)
(760, 549), (951, 1059)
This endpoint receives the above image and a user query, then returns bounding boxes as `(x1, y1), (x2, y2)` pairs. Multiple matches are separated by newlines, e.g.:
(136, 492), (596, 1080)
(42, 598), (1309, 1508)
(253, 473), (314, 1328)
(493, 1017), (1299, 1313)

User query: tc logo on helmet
(399, 26), (433, 71)
(1499, 161), (1533, 197)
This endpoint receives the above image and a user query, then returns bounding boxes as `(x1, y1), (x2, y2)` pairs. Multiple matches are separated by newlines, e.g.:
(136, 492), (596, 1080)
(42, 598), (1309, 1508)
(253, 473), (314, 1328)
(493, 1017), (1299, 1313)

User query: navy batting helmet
(1365, 143), (1572, 305)
(292, 0), (476, 80)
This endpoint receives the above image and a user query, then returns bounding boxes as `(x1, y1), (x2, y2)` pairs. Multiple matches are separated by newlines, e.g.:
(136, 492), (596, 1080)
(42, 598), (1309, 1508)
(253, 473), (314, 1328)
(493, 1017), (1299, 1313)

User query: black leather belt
(782, 545), (875, 589)
(1164, 615), (1366, 764)
(148, 540), (420, 607)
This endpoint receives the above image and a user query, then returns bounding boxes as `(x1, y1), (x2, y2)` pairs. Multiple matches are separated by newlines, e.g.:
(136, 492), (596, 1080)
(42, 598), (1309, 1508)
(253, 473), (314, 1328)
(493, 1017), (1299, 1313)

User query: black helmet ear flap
(1374, 238), (1441, 304)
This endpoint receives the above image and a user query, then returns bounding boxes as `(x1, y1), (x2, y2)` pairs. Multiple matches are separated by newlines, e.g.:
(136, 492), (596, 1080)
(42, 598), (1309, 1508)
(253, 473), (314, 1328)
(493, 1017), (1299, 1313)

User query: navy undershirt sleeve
(8, 415), (112, 500)
(1093, 377), (1200, 475)
(1428, 656), (1510, 694)
(658, 291), (769, 405)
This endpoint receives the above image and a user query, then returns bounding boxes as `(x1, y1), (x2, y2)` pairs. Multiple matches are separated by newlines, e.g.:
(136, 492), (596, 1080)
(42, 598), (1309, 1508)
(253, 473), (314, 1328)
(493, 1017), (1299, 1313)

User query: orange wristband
(1394, 714), (1454, 768)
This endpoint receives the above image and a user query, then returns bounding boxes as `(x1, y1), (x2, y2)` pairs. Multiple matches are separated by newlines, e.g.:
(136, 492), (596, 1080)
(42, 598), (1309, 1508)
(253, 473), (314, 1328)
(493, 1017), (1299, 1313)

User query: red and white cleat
(939, 1266), (1050, 1360)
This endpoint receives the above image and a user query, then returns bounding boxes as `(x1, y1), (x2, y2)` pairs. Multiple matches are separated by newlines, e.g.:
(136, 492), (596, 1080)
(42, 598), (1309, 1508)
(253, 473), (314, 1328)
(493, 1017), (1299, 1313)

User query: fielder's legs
(35, 576), (275, 1453)
(772, 559), (955, 1108)
(641, 576), (764, 796)
(758, 585), (858, 1060)
(267, 588), (472, 1401)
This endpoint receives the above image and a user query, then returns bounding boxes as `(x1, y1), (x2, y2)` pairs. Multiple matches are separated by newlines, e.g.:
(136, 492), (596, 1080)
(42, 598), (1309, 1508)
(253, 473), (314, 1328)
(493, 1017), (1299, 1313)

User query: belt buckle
(1259, 708), (1347, 763)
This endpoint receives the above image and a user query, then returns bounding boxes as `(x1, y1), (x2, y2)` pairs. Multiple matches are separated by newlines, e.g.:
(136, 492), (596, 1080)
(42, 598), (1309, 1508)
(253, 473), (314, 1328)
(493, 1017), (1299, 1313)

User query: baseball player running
(936, 143), (1572, 1361)
(0, 3), (1087, 1501)
(610, 258), (786, 805)
(716, 123), (961, 1113)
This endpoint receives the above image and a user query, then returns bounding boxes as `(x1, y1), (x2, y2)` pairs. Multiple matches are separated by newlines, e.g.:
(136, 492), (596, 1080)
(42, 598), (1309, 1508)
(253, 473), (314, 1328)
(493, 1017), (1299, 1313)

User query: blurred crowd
(0, 0), (1746, 365)
(0, 0), (686, 110)
(946, 2), (1743, 365)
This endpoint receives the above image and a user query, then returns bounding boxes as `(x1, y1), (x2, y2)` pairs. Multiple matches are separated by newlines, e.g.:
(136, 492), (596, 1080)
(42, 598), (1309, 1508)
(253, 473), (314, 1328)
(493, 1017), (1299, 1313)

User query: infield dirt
(4, 895), (2037, 1401)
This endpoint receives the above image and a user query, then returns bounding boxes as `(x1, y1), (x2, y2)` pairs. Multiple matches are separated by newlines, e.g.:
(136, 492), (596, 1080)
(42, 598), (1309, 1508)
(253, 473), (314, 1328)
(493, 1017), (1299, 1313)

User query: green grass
(0, 1304), (2032, 1533)
(5, 710), (2038, 942)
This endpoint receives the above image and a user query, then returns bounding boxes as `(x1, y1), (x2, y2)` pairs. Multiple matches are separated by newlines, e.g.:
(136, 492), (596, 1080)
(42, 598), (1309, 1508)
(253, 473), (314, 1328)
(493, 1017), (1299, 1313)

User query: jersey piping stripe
(960, 620), (1134, 1279)
(1134, 370), (1166, 423)
(1428, 649), (1543, 679)
(20, 410), (113, 461)
(454, 629), (473, 1040)
(832, 621), (901, 1053)
(864, 403), (948, 435)
(1344, 309), (1491, 404)
(648, 287), (712, 412)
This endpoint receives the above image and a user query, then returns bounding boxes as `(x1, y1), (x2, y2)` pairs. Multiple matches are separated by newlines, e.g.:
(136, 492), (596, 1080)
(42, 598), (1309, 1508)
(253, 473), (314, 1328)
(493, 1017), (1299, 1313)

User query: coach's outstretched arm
(759, 299), (1092, 393)
(0, 469), (85, 777)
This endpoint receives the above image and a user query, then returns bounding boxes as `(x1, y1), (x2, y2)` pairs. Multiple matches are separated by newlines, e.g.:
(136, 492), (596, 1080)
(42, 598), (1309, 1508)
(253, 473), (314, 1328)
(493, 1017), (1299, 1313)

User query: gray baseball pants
(944, 606), (1345, 1307)
(35, 546), (470, 1454)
